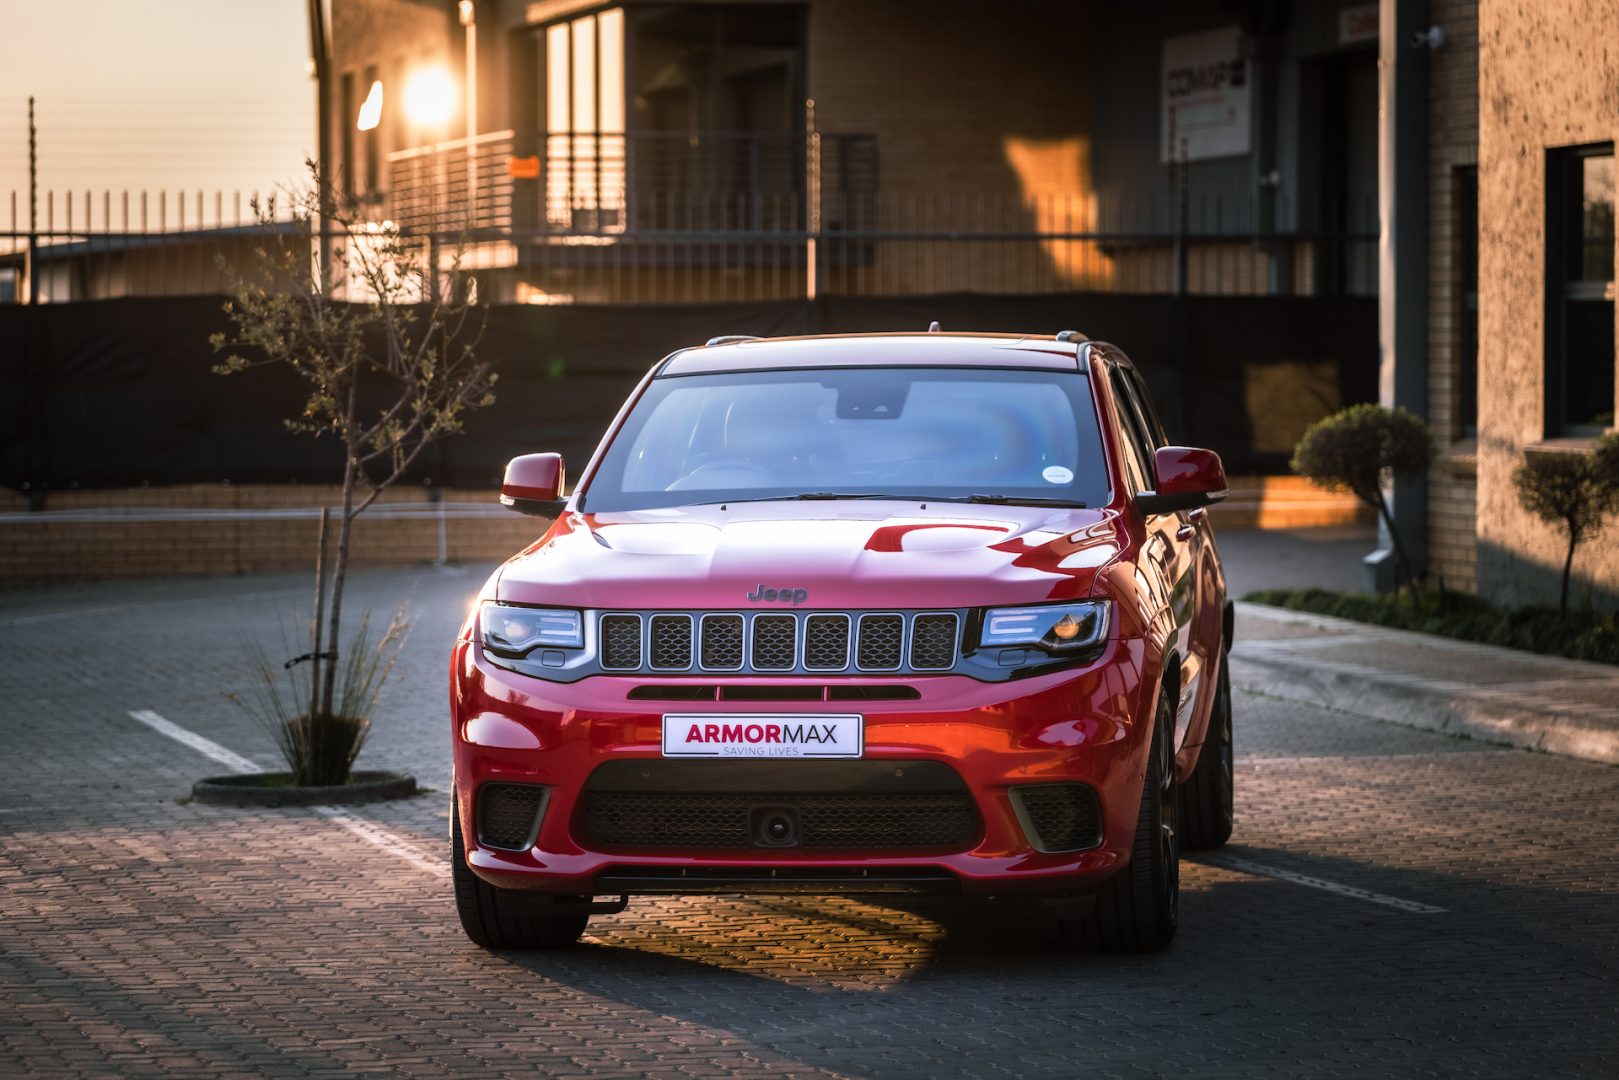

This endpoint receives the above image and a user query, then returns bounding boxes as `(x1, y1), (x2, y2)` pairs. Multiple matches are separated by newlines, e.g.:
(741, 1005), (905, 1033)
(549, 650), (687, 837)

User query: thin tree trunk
(308, 506), (329, 723)
(1375, 489), (1421, 609)
(320, 381), (361, 720)
(1560, 526), (1577, 616)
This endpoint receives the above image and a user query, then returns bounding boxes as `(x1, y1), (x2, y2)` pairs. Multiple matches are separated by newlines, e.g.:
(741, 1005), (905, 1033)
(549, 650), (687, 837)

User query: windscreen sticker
(1042, 465), (1075, 484)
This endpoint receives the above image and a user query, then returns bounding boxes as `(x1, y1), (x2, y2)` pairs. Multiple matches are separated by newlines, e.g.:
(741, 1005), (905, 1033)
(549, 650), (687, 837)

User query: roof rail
(705, 335), (761, 347)
(1054, 330), (1088, 343)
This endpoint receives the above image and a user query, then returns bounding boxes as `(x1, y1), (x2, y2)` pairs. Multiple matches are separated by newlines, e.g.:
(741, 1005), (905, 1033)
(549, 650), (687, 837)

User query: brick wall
(0, 486), (548, 585)
(1, 476), (1361, 585)
(1476, 0), (1619, 610)
(1425, 0), (1480, 593)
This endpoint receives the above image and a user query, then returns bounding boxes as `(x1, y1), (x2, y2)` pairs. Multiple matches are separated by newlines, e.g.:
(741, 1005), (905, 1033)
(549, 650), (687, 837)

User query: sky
(0, 0), (314, 231)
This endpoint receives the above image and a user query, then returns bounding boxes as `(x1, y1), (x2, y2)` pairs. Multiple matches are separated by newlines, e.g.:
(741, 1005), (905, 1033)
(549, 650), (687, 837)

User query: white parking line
(312, 805), (449, 878)
(128, 710), (265, 774)
(128, 709), (446, 877)
(1198, 854), (1447, 914)
(1236, 752), (1512, 766)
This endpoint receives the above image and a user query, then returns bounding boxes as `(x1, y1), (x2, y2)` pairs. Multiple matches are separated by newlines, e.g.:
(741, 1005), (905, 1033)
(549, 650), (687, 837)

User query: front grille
(751, 614), (797, 669)
(580, 792), (980, 851)
(1012, 783), (1103, 853)
(909, 614), (959, 670)
(649, 614), (692, 670)
(601, 614), (642, 669)
(598, 610), (960, 674)
(477, 783), (548, 850)
(857, 614), (904, 670)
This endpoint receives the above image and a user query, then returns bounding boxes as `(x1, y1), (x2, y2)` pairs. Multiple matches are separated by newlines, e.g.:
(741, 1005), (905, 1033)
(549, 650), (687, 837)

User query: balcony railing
(386, 130), (878, 238)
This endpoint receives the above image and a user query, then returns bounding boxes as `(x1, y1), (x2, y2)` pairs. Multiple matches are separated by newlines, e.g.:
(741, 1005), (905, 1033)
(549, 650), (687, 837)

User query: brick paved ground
(3, 559), (1618, 1077)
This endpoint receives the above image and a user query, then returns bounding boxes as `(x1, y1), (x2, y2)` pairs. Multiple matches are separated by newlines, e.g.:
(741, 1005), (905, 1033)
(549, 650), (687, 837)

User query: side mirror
(1134, 446), (1228, 517)
(500, 453), (566, 516)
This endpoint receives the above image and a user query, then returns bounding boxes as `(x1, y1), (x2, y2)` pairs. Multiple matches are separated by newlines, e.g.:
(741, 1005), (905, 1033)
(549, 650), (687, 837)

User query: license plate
(661, 713), (864, 758)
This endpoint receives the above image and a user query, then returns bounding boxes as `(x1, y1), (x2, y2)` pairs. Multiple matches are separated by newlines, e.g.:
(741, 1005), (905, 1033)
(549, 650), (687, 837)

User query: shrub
(228, 607), (410, 786)
(1291, 404), (1435, 606)
(1245, 587), (1619, 666)
(1512, 433), (1619, 615)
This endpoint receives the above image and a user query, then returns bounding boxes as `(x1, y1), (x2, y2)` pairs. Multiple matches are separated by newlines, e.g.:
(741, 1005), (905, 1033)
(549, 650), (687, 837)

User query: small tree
(1512, 433), (1619, 615)
(211, 164), (496, 784)
(1292, 404), (1435, 607)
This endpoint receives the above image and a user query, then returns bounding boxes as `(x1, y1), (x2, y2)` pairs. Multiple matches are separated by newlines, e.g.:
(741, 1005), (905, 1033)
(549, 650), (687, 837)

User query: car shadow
(482, 846), (1619, 1077)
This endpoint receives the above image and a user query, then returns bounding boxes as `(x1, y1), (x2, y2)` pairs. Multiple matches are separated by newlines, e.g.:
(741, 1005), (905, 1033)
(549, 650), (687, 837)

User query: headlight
(979, 601), (1109, 653)
(480, 602), (583, 654)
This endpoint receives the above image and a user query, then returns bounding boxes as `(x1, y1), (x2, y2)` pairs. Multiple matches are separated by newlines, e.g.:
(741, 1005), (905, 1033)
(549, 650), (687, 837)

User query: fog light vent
(1011, 783), (1102, 853)
(477, 783), (548, 851)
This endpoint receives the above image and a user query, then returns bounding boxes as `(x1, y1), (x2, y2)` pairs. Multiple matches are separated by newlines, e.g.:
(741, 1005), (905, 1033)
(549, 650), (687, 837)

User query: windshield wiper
(704, 492), (923, 505)
(937, 494), (1090, 507)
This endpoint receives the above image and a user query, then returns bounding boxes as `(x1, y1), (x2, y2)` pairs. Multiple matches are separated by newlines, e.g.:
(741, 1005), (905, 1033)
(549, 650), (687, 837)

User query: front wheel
(451, 793), (589, 950)
(1180, 655), (1234, 850)
(1060, 685), (1180, 952)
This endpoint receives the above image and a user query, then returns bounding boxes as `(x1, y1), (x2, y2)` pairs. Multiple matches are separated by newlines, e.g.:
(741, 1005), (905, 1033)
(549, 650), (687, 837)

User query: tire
(451, 793), (589, 950)
(1180, 655), (1234, 851)
(1060, 685), (1180, 952)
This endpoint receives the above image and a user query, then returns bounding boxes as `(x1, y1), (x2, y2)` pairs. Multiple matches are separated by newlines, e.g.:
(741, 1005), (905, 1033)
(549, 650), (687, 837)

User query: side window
(1107, 368), (1156, 493)
(1125, 369), (1170, 449)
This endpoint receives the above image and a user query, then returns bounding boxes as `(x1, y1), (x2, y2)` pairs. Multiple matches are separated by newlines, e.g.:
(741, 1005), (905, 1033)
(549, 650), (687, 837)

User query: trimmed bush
(1291, 404), (1435, 605)
(1513, 434), (1619, 614)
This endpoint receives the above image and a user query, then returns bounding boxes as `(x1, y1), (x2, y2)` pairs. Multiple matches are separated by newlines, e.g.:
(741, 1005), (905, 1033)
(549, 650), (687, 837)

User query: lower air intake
(580, 792), (980, 851)
(1011, 783), (1103, 853)
(477, 783), (548, 850)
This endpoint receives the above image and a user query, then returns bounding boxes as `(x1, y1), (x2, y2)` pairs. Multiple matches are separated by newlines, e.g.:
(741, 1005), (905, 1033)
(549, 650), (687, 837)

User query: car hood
(495, 502), (1124, 610)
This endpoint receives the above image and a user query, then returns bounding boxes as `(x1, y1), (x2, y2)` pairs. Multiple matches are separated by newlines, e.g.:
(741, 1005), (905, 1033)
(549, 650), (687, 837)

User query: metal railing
(385, 130), (879, 238)
(2, 174), (1375, 304)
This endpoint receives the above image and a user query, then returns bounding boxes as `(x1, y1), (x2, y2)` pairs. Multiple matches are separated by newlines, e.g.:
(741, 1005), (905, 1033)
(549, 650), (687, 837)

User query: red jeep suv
(450, 331), (1234, 952)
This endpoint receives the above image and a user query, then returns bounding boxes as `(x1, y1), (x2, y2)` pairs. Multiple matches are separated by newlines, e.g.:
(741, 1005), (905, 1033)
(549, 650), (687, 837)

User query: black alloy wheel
(1060, 684), (1180, 951)
(450, 791), (590, 950)
(1181, 655), (1234, 850)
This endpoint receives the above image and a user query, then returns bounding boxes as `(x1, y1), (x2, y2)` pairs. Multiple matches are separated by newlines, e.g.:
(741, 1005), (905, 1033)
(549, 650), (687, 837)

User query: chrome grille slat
(649, 614), (693, 670)
(909, 613), (960, 671)
(856, 613), (905, 671)
(803, 613), (851, 671)
(600, 613), (643, 670)
(698, 613), (745, 671)
(750, 614), (798, 670)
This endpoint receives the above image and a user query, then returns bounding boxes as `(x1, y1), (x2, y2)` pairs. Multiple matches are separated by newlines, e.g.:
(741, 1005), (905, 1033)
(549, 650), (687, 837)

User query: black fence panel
(0, 293), (1374, 497)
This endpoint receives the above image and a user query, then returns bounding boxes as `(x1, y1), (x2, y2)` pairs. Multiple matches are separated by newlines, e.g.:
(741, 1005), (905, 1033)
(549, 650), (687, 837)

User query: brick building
(1421, 0), (1480, 593)
(1471, 0), (1617, 608)
(319, 0), (1384, 304)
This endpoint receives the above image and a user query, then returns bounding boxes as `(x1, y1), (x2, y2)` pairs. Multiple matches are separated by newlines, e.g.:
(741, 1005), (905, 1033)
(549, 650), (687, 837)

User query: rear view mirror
(501, 453), (566, 516)
(1134, 446), (1228, 517)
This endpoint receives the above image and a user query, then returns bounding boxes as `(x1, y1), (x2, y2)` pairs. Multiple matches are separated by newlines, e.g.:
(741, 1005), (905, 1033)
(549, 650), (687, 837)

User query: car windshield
(578, 366), (1110, 512)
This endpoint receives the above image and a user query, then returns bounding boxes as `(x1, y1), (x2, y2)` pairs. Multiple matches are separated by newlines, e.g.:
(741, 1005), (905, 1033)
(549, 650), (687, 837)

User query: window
(1547, 144), (1615, 435)
(1106, 367), (1157, 493)
(362, 65), (380, 195)
(542, 8), (625, 230)
(340, 71), (356, 200)
(1457, 166), (1478, 435)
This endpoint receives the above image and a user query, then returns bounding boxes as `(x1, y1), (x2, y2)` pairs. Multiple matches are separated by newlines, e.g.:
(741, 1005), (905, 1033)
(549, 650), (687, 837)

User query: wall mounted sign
(1338, 4), (1380, 46)
(1160, 26), (1251, 164)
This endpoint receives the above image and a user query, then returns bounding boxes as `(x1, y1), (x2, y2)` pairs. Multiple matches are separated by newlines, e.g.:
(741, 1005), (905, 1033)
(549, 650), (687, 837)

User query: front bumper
(451, 635), (1154, 897)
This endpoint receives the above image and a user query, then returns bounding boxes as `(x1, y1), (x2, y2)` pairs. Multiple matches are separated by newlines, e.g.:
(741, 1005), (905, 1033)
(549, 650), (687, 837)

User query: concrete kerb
(1230, 602), (1619, 766)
